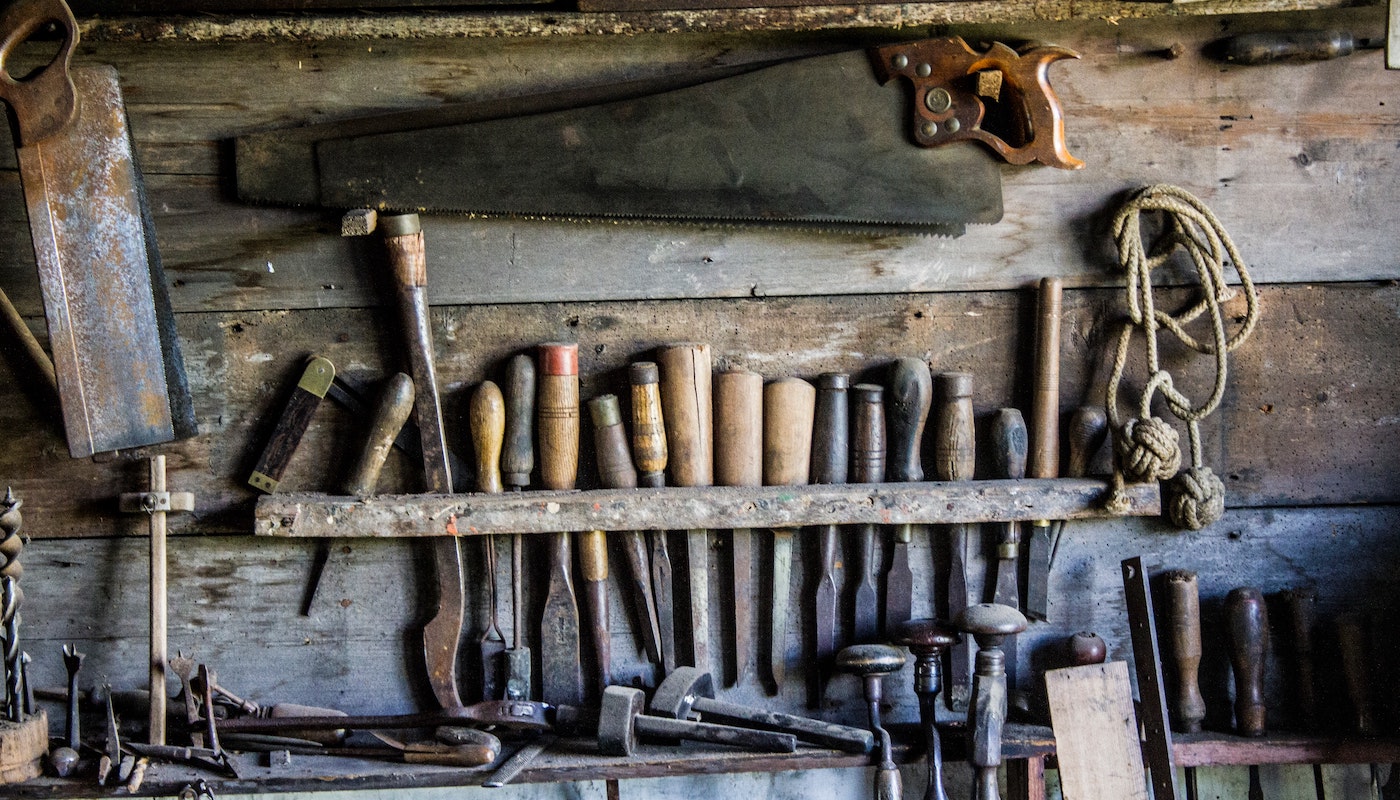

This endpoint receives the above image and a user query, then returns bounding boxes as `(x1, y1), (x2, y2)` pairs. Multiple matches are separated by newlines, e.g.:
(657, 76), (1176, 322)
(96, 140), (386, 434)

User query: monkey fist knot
(1116, 416), (1181, 482)
(1168, 467), (1225, 531)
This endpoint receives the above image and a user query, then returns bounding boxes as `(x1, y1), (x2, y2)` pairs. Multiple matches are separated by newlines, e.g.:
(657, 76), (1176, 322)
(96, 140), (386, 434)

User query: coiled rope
(1103, 185), (1260, 530)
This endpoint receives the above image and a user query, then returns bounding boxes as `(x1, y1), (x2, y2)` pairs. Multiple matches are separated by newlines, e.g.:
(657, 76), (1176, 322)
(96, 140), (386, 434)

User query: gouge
(585, 394), (638, 695)
(537, 342), (584, 708)
(849, 384), (886, 644)
(936, 371), (976, 711)
(628, 362), (671, 674)
(471, 381), (508, 701)
(502, 354), (535, 700)
(715, 369), (764, 686)
(1026, 277), (1063, 621)
(885, 358), (932, 635)
(763, 377), (815, 693)
(629, 362), (674, 675)
(248, 356), (335, 494)
(987, 409), (1026, 696)
(657, 344), (715, 671)
(809, 373), (849, 708)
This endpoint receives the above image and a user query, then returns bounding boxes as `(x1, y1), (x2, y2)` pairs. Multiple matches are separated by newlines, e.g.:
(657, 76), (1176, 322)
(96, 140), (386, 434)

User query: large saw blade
(239, 48), (1002, 235)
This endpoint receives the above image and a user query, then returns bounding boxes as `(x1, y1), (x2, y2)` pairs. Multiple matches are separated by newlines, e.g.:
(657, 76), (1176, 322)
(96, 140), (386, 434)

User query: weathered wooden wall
(0, 4), (1396, 798)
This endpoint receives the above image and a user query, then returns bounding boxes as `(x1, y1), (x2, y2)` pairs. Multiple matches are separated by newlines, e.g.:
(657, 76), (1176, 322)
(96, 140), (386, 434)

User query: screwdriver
(1225, 586), (1269, 800)
(1208, 30), (1384, 65)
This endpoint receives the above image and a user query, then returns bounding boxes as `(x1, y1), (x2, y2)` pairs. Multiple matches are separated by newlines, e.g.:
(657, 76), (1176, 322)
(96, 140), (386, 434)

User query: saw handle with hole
(0, 0), (78, 146)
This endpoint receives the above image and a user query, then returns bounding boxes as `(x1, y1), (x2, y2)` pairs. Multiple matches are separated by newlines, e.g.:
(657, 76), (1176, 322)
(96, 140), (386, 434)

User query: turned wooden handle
(850, 384), (886, 485)
(1065, 405), (1108, 479)
(934, 372), (975, 483)
(886, 358), (932, 484)
(628, 362), (668, 489)
(714, 370), (764, 489)
(537, 343), (579, 491)
(810, 373), (849, 486)
(468, 380), (505, 495)
(657, 344), (713, 489)
(589, 394), (637, 491)
(1224, 586), (1269, 737)
(1162, 570), (1207, 733)
(763, 378), (816, 487)
(502, 354), (536, 490)
(989, 408), (1028, 482)
(343, 372), (415, 498)
(1029, 277), (1062, 480)
(1280, 587), (1318, 730)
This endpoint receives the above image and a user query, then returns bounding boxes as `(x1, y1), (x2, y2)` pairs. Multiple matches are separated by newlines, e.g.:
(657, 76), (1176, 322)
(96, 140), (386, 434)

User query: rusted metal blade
(853, 524), (879, 644)
(1121, 556), (1179, 800)
(884, 527), (914, 636)
(540, 532), (584, 708)
(769, 528), (793, 692)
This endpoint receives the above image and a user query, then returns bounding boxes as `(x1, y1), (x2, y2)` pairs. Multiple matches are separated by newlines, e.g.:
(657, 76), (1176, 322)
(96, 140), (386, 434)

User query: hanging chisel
(629, 362), (672, 675)
(988, 409), (1027, 697)
(248, 356), (335, 494)
(884, 358), (932, 635)
(470, 381), (508, 702)
(714, 369), (764, 687)
(537, 342), (584, 708)
(849, 384), (886, 645)
(935, 372), (976, 712)
(583, 394), (635, 696)
(502, 354), (535, 700)
(380, 213), (464, 710)
(1026, 277), (1063, 622)
(809, 373), (849, 708)
(657, 344), (715, 671)
(762, 377), (815, 694)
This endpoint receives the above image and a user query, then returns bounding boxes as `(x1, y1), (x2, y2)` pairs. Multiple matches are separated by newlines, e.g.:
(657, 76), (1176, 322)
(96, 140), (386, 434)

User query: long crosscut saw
(235, 37), (1082, 234)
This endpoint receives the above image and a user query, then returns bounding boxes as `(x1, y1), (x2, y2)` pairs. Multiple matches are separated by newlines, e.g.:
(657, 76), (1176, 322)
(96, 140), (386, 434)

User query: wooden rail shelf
(254, 478), (1161, 538)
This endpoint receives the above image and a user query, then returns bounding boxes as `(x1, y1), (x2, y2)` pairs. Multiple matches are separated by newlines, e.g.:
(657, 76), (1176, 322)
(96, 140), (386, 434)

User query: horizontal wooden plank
(253, 479), (1161, 538)
(1175, 734), (1400, 767)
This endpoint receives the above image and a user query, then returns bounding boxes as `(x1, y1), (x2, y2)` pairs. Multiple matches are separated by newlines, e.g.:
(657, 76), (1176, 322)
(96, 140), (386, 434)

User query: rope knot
(1116, 416), (1181, 482)
(1168, 466), (1226, 531)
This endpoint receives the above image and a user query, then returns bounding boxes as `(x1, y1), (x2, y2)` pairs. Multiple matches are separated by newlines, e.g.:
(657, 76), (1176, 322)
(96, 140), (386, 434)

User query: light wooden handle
(589, 394), (638, 491)
(763, 378), (816, 487)
(657, 344), (713, 489)
(1029, 277), (1062, 480)
(934, 372), (975, 483)
(469, 380), (505, 495)
(1163, 570), (1206, 733)
(537, 343), (579, 491)
(343, 373), (415, 498)
(628, 362), (668, 488)
(715, 370), (764, 488)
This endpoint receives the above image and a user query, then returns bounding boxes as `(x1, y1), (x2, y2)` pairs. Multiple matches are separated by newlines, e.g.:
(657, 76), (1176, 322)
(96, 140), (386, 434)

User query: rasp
(233, 40), (1030, 235)
(1, 0), (196, 457)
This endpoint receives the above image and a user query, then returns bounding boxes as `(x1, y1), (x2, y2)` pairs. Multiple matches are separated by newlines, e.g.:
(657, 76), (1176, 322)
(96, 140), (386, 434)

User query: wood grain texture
(1045, 661), (1149, 800)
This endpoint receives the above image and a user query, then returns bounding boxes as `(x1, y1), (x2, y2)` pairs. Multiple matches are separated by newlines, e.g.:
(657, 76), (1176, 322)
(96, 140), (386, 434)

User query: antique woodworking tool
(483, 734), (555, 787)
(586, 394), (640, 693)
(213, 700), (552, 736)
(649, 666), (873, 752)
(958, 603), (1027, 800)
(503, 354), (535, 700)
(629, 362), (674, 676)
(809, 373), (849, 708)
(1225, 587), (1269, 799)
(849, 384), (886, 644)
(1121, 557), (1180, 800)
(119, 456), (194, 745)
(987, 409), (1027, 699)
(0, 0), (196, 458)
(471, 381), (508, 701)
(893, 619), (959, 800)
(836, 644), (907, 800)
(714, 369), (764, 687)
(0, 490), (26, 725)
(49, 644), (82, 777)
(537, 343), (584, 708)
(1281, 587), (1327, 800)
(590, 685), (797, 756)
(763, 377), (815, 692)
(1336, 613), (1375, 735)
(1207, 30), (1385, 64)
(1026, 277), (1063, 621)
(248, 356), (335, 493)
(935, 372), (976, 710)
(1162, 570), (1206, 800)
(657, 344), (715, 671)
(1069, 631), (1107, 666)
(885, 358), (933, 634)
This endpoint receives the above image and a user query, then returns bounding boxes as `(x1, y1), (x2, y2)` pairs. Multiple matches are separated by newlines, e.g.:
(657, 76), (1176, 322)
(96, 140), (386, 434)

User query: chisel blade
(770, 528), (794, 691)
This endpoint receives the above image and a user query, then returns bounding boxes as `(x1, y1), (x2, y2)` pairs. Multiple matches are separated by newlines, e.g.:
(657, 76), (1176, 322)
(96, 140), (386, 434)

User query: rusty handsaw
(0, 0), (195, 457)
(235, 38), (1080, 234)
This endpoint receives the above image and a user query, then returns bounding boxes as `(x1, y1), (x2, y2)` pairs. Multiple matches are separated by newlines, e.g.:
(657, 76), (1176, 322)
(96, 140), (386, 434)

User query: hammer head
(596, 685), (644, 757)
(649, 666), (713, 720)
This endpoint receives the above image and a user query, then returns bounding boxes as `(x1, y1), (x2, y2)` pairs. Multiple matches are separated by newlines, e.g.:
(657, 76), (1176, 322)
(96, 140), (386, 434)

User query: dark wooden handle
(628, 362), (667, 488)
(810, 373), (849, 486)
(502, 354), (536, 490)
(934, 372), (975, 483)
(1029, 277), (1062, 480)
(1280, 587), (1318, 730)
(1224, 586), (1269, 736)
(850, 384), (886, 485)
(657, 344), (713, 489)
(763, 378), (816, 487)
(344, 372), (416, 499)
(589, 394), (637, 491)
(714, 370), (764, 489)
(1065, 405), (1108, 479)
(1162, 570), (1206, 733)
(468, 380), (505, 495)
(989, 408), (1028, 482)
(1336, 614), (1375, 736)
(537, 343), (579, 491)
(249, 356), (335, 494)
(886, 358), (932, 483)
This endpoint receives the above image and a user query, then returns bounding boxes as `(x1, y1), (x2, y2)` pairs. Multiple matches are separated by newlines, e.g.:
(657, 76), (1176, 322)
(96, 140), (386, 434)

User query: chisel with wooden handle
(537, 343), (584, 708)
(987, 409), (1026, 696)
(629, 362), (672, 675)
(471, 381), (508, 701)
(248, 356), (335, 494)
(935, 371), (976, 711)
(715, 369), (764, 687)
(657, 344), (715, 671)
(502, 354), (534, 701)
(849, 384), (886, 645)
(381, 213), (464, 710)
(762, 377), (815, 693)
(1225, 586), (1269, 800)
(884, 358), (932, 635)
(1026, 277), (1062, 621)
(809, 373), (849, 708)
(583, 394), (635, 696)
